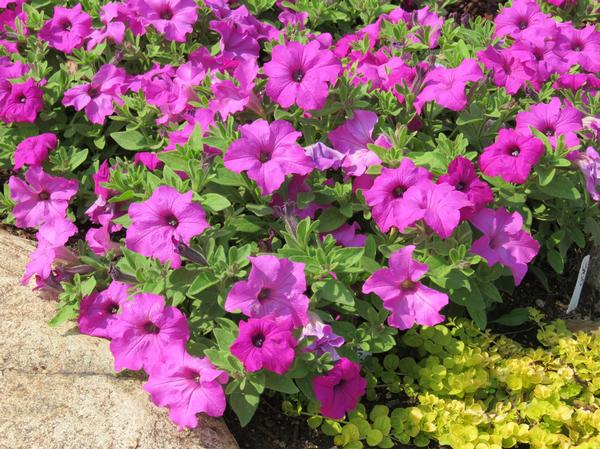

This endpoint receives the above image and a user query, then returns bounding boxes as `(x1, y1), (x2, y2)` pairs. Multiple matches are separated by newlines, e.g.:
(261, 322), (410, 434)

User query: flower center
(392, 186), (405, 198)
(517, 19), (528, 30)
(60, 19), (72, 31)
(508, 146), (520, 157)
(455, 182), (466, 191)
(571, 41), (583, 52)
(259, 151), (271, 163)
(160, 8), (173, 20)
(292, 69), (304, 82)
(107, 302), (119, 315)
(88, 86), (100, 98)
(334, 379), (347, 393)
(252, 333), (265, 348)
(17, 94), (27, 104)
(166, 215), (179, 227)
(144, 322), (160, 334)
(257, 288), (271, 302)
(401, 279), (416, 290)
(38, 191), (49, 200)
(193, 373), (201, 383)
(543, 127), (555, 137)
(533, 48), (544, 61)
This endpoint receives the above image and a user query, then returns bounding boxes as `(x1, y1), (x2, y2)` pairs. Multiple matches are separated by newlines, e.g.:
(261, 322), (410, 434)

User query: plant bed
(1, 0), (599, 449)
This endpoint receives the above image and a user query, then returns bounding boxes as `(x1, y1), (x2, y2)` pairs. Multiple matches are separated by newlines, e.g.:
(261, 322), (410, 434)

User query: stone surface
(564, 319), (600, 334)
(0, 229), (239, 449)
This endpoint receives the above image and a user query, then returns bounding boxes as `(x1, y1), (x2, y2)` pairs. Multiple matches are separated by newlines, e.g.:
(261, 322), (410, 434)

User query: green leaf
(111, 130), (147, 151)
(264, 372), (299, 394)
(492, 308), (530, 326)
(540, 176), (581, 200)
(200, 193), (231, 212)
(187, 271), (220, 295)
(535, 165), (556, 187)
(229, 390), (259, 427)
(547, 249), (564, 273)
(317, 279), (356, 307)
(317, 207), (347, 233)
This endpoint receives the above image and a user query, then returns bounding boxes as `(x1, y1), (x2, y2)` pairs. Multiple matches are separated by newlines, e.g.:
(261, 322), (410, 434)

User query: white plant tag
(567, 255), (590, 314)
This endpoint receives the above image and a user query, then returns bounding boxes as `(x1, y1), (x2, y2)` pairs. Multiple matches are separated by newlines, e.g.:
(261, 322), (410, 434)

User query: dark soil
(446, 0), (503, 21)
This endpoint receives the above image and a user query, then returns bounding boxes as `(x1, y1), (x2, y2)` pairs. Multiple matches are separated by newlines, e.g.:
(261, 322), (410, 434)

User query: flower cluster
(1, 0), (598, 438)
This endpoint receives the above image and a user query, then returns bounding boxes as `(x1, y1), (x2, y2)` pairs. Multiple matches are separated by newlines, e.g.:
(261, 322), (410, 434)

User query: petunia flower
(301, 312), (344, 361)
(568, 147), (600, 202)
(85, 226), (120, 256)
(38, 4), (92, 54)
(0, 78), (44, 123)
(144, 352), (228, 429)
(263, 40), (341, 111)
(479, 128), (545, 184)
(110, 293), (190, 372)
(328, 222), (367, 247)
(13, 133), (57, 171)
(63, 64), (128, 125)
(225, 255), (309, 327)
(78, 281), (131, 338)
(557, 24), (600, 73)
(469, 208), (540, 285)
(135, 0), (198, 42)
(515, 97), (582, 148)
(86, 2), (127, 51)
(363, 159), (432, 233)
(312, 358), (366, 420)
(126, 186), (209, 269)
(493, 0), (550, 39)
(224, 119), (314, 195)
(9, 166), (78, 229)
(438, 156), (493, 220)
(304, 142), (345, 171)
(477, 46), (537, 94)
(414, 59), (483, 113)
(328, 110), (391, 176)
(362, 245), (449, 329)
(230, 316), (297, 374)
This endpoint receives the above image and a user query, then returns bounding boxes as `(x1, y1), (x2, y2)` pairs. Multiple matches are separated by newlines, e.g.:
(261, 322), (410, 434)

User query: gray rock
(0, 229), (239, 449)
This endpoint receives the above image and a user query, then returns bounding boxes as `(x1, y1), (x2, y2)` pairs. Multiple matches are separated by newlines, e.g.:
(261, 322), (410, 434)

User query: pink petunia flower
(312, 358), (366, 420)
(328, 222), (367, 247)
(363, 159), (432, 233)
(477, 46), (537, 94)
(135, 0), (198, 42)
(328, 110), (391, 176)
(21, 218), (78, 286)
(110, 293), (190, 372)
(479, 128), (545, 184)
(493, 0), (549, 39)
(38, 4), (92, 54)
(63, 64), (128, 125)
(469, 208), (540, 285)
(362, 245), (449, 329)
(224, 119), (314, 195)
(230, 316), (297, 374)
(438, 156), (493, 220)
(568, 147), (600, 202)
(126, 186), (209, 269)
(301, 312), (344, 361)
(414, 59), (483, 113)
(557, 24), (600, 73)
(225, 255), (309, 327)
(304, 142), (345, 171)
(13, 133), (57, 171)
(0, 78), (44, 123)
(515, 97), (582, 148)
(400, 181), (472, 239)
(86, 226), (120, 256)
(86, 2), (127, 51)
(9, 166), (78, 229)
(144, 352), (228, 429)
(78, 281), (131, 338)
(263, 40), (341, 111)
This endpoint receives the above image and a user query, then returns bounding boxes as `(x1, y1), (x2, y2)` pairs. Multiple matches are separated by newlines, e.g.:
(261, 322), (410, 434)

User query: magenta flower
(1, 78), (44, 123)
(470, 208), (540, 286)
(126, 186), (209, 269)
(86, 226), (120, 256)
(9, 166), (78, 229)
(363, 159), (432, 233)
(63, 64), (128, 125)
(304, 142), (345, 171)
(515, 97), (582, 148)
(144, 352), (228, 429)
(22, 218), (78, 286)
(301, 313), (344, 361)
(263, 40), (341, 110)
(511, 30), (569, 83)
(110, 293), (190, 372)
(415, 59), (483, 113)
(438, 156), (493, 219)
(558, 25), (600, 73)
(362, 245), (449, 330)
(328, 110), (391, 176)
(312, 358), (366, 420)
(477, 46), (536, 94)
(568, 147), (600, 202)
(86, 3), (127, 51)
(136, 0), (198, 42)
(230, 317), (297, 374)
(493, 0), (549, 39)
(78, 281), (131, 338)
(38, 4), (92, 54)
(479, 129), (544, 184)
(13, 133), (57, 171)
(224, 119), (314, 195)
(329, 222), (366, 247)
(225, 255), (309, 327)
(401, 182), (472, 239)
